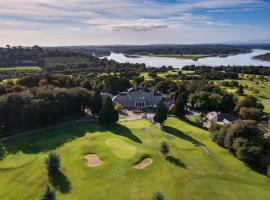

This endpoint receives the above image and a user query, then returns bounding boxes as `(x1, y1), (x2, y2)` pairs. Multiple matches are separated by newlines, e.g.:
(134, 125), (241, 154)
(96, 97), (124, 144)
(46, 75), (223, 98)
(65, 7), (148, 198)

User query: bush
(160, 141), (170, 156)
(45, 152), (60, 174)
(40, 184), (55, 200)
(239, 107), (263, 121)
(152, 191), (165, 200)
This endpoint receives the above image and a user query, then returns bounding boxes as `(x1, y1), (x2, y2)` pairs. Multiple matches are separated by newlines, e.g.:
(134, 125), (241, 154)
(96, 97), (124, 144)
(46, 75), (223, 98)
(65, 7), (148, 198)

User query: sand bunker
(135, 158), (152, 169)
(84, 154), (102, 167)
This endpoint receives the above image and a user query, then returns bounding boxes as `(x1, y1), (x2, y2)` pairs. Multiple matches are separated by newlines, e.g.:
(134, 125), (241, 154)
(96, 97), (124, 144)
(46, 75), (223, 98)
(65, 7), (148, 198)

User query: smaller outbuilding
(203, 111), (238, 128)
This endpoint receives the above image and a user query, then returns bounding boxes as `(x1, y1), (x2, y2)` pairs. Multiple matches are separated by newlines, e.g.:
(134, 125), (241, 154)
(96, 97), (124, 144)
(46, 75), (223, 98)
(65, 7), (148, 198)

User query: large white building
(112, 87), (171, 109)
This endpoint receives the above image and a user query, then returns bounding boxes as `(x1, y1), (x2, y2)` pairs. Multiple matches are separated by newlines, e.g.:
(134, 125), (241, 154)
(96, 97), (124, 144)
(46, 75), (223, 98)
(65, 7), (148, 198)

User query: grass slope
(0, 118), (270, 200)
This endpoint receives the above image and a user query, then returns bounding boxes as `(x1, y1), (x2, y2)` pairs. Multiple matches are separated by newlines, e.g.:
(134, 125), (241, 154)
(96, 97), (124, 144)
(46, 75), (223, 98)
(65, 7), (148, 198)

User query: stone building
(112, 87), (171, 109)
(203, 111), (238, 128)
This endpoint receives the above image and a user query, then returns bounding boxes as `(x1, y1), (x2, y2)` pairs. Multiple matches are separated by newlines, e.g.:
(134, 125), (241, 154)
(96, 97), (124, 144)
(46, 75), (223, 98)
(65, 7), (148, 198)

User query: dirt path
(0, 118), (95, 143)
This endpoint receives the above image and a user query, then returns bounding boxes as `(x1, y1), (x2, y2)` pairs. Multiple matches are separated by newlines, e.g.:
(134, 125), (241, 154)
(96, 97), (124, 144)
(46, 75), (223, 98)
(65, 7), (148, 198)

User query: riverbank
(105, 49), (270, 68)
(254, 53), (270, 61)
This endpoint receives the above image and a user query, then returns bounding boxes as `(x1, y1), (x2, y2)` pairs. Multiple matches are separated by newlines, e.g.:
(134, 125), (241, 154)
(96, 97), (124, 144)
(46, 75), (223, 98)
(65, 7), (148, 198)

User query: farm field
(0, 118), (270, 200)
(0, 66), (41, 71)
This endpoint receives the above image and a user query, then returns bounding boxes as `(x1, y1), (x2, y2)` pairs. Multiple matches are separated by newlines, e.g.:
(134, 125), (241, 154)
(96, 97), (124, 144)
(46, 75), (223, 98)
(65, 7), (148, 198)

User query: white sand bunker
(135, 158), (152, 169)
(84, 154), (102, 167)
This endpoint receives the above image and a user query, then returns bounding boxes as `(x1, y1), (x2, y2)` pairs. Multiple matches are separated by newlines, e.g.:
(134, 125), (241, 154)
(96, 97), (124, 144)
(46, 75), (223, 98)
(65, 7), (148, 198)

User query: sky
(0, 0), (270, 46)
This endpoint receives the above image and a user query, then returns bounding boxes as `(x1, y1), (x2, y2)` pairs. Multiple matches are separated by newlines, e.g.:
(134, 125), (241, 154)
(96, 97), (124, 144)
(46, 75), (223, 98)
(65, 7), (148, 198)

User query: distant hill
(226, 39), (270, 45)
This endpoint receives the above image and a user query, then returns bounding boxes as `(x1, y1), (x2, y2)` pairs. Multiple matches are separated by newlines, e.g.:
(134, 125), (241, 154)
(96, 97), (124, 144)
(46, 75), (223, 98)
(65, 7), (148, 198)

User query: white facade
(112, 87), (169, 109)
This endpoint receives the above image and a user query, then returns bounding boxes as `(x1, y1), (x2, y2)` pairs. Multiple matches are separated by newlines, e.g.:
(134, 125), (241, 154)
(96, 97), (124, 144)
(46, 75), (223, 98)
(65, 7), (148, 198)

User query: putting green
(105, 138), (137, 159)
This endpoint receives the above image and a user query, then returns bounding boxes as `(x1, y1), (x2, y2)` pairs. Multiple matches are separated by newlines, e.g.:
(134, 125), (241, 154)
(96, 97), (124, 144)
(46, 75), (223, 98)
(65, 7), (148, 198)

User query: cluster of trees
(97, 44), (252, 56)
(151, 80), (236, 116)
(186, 81), (235, 112)
(234, 96), (264, 121)
(0, 86), (102, 134)
(210, 120), (269, 173)
(0, 45), (43, 67)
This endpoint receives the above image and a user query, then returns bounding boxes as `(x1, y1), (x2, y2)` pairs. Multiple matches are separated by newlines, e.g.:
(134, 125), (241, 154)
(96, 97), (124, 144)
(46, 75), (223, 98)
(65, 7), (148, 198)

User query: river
(105, 49), (270, 68)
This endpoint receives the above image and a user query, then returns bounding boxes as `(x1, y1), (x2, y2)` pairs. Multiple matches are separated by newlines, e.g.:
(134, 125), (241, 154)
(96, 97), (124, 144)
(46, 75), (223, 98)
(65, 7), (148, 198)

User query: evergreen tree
(175, 94), (186, 118)
(160, 141), (170, 156)
(154, 100), (167, 125)
(45, 152), (60, 174)
(152, 191), (165, 200)
(99, 97), (119, 124)
(40, 184), (55, 200)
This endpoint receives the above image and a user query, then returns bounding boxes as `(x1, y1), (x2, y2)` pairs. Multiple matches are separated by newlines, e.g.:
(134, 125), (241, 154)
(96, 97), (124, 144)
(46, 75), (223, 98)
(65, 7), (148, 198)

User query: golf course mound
(105, 138), (137, 159)
(84, 154), (102, 167)
(134, 158), (152, 169)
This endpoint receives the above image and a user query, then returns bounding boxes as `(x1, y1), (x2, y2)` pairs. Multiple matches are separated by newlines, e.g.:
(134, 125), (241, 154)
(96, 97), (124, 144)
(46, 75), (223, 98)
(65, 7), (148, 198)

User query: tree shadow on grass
(0, 121), (142, 157)
(166, 156), (186, 168)
(103, 123), (142, 143)
(49, 170), (71, 194)
(163, 126), (205, 147)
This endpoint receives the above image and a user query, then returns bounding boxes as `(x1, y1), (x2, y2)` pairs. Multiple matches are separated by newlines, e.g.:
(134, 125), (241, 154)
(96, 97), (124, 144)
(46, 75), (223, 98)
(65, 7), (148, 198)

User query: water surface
(105, 49), (270, 68)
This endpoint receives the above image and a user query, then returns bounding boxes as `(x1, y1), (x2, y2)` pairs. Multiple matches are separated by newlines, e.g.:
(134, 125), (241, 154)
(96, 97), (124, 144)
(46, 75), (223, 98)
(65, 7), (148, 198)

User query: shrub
(160, 141), (170, 156)
(152, 191), (165, 200)
(45, 152), (60, 174)
(40, 184), (55, 200)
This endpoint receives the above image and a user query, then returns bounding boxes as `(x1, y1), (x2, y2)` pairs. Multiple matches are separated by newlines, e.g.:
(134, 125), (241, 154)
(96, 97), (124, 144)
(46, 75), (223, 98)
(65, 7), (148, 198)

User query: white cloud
(0, 0), (268, 45)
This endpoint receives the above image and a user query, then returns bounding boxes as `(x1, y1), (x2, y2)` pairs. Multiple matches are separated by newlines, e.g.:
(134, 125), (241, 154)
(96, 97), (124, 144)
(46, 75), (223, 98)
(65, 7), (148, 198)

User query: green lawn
(44, 56), (90, 67)
(140, 70), (195, 80)
(0, 66), (41, 71)
(0, 118), (270, 199)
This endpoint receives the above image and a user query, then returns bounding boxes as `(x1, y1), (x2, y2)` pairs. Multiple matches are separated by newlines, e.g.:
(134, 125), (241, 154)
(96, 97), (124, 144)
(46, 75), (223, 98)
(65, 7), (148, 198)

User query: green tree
(45, 152), (60, 174)
(99, 97), (119, 124)
(224, 120), (264, 163)
(237, 84), (244, 95)
(40, 184), (55, 200)
(239, 107), (263, 121)
(154, 100), (167, 125)
(175, 94), (186, 118)
(160, 141), (170, 156)
(152, 191), (165, 200)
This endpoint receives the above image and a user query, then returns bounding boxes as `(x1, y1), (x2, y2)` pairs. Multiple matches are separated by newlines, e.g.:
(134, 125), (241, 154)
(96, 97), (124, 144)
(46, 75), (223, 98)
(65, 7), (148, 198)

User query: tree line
(0, 86), (102, 134)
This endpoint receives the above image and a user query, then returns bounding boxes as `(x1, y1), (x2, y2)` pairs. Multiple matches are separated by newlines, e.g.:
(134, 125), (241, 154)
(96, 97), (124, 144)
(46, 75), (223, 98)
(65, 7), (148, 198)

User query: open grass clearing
(0, 118), (270, 199)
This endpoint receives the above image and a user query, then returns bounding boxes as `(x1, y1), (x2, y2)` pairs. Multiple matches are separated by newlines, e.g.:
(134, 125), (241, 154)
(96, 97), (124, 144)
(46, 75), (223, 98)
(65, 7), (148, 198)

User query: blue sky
(0, 0), (269, 46)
